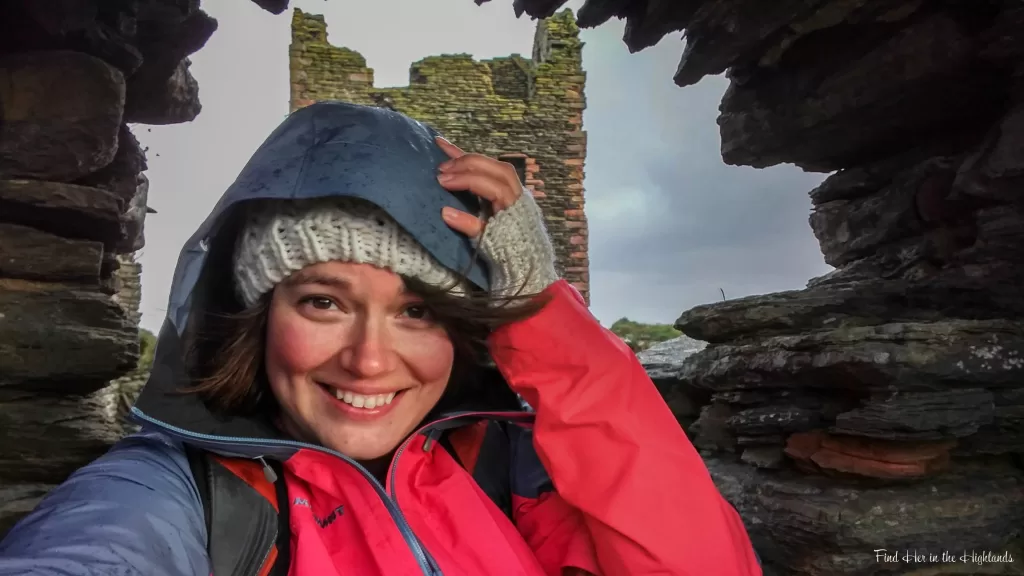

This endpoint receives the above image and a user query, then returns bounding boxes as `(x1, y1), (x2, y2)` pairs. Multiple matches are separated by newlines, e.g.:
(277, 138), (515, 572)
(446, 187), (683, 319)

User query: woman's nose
(338, 318), (397, 378)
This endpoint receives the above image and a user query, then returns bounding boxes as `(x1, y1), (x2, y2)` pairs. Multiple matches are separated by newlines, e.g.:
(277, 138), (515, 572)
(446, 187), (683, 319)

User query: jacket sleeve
(489, 280), (761, 576)
(506, 424), (601, 576)
(0, 429), (209, 576)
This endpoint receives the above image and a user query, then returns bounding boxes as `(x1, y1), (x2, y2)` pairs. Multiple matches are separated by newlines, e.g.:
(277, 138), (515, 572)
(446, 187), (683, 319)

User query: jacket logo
(293, 497), (345, 529)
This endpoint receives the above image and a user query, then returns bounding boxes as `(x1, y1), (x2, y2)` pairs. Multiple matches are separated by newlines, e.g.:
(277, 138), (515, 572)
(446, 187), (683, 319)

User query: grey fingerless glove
(477, 190), (560, 299)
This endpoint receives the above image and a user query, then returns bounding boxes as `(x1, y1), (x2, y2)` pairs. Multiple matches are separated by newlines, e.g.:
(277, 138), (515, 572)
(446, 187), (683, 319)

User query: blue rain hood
(130, 102), (513, 452)
(166, 101), (490, 333)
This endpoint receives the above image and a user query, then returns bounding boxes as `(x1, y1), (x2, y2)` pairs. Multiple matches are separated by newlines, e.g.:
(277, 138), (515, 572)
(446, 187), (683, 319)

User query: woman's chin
(316, 419), (406, 462)
(323, 436), (398, 463)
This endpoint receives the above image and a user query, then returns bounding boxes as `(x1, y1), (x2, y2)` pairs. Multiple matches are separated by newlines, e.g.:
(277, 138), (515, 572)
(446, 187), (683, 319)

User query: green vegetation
(609, 318), (682, 353)
(114, 328), (158, 429)
(138, 328), (157, 372)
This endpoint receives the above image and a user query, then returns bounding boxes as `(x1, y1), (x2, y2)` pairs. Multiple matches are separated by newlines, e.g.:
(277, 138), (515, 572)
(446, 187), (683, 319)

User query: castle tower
(288, 9), (590, 302)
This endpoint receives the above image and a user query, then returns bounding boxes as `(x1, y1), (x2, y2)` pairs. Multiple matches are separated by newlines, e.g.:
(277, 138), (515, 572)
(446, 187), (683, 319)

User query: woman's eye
(402, 305), (431, 321)
(300, 296), (337, 311)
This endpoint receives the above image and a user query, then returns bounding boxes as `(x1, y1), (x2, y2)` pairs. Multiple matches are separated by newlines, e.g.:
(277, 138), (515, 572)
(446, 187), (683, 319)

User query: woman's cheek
(267, 312), (340, 373)
(396, 328), (455, 383)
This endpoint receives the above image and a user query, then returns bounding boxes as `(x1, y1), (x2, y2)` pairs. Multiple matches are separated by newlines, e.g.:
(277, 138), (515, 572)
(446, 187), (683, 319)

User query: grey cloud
(576, 22), (831, 325)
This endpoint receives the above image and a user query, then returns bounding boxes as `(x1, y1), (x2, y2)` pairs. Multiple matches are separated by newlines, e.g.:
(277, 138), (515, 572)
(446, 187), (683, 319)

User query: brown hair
(184, 278), (548, 417)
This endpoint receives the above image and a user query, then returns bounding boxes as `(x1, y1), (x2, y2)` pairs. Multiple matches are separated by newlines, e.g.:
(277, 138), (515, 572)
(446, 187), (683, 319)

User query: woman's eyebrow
(283, 271), (351, 289)
(284, 271), (412, 296)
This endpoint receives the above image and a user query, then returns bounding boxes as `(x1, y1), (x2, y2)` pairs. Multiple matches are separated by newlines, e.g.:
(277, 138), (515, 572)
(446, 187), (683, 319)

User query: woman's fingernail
(437, 173), (453, 182)
(438, 160), (452, 171)
(442, 207), (458, 220)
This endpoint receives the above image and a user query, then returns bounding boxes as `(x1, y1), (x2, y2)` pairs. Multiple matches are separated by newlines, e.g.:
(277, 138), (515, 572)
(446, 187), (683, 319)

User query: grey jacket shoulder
(0, 428), (209, 576)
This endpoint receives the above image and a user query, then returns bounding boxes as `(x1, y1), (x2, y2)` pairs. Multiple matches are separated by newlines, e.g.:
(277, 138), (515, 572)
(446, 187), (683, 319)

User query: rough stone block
(678, 319), (1024, 393)
(719, 14), (1002, 171)
(0, 223), (104, 283)
(708, 456), (1024, 575)
(0, 179), (123, 250)
(785, 429), (955, 479)
(0, 50), (125, 181)
(0, 384), (126, 485)
(124, 9), (217, 125)
(124, 57), (201, 125)
(77, 124), (150, 252)
(0, 278), (137, 392)
(832, 389), (995, 440)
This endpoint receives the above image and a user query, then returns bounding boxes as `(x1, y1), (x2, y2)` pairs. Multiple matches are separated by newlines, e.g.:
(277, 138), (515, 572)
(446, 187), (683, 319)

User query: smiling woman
(0, 102), (762, 576)
(189, 246), (541, 472)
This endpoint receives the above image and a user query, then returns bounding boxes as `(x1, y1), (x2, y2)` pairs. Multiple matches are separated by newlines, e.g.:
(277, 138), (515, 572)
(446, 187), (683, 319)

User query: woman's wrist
(478, 191), (559, 298)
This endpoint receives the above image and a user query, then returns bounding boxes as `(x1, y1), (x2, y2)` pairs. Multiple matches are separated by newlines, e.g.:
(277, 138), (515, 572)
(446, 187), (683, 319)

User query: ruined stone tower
(288, 9), (589, 302)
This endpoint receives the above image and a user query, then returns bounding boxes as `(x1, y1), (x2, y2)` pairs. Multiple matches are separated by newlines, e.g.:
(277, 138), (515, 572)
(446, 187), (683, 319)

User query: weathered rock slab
(0, 384), (124, 485)
(77, 124), (150, 252)
(719, 13), (1003, 171)
(0, 50), (125, 181)
(832, 388), (995, 441)
(956, 100), (1024, 204)
(785, 430), (955, 479)
(809, 159), (962, 267)
(955, 388), (1024, 456)
(0, 223), (104, 283)
(0, 179), (124, 249)
(124, 57), (201, 125)
(0, 278), (137, 391)
(708, 456), (1024, 575)
(638, 335), (709, 430)
(675, 285), (908, 344)
(124, 8), (217, 125)
(636, 335), (707, 381)
(678, 320), (1024, 393)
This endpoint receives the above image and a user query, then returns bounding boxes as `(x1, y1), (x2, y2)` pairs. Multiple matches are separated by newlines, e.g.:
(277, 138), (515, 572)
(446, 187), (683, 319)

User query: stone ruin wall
(289, 9), (590, 302)
(0, 0), (291, 536)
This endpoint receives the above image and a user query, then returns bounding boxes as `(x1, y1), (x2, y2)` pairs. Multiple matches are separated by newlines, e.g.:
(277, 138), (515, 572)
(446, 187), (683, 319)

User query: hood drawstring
(257, 456), (278, 483)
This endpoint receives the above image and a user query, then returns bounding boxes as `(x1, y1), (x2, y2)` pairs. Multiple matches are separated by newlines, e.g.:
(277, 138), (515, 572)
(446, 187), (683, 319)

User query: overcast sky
(134, 0), (831, 333)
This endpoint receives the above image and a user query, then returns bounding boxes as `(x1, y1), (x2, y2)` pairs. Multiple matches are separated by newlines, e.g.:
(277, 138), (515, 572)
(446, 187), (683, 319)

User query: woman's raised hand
(435, 136), (524, 239)
(432, 135), (559, 298)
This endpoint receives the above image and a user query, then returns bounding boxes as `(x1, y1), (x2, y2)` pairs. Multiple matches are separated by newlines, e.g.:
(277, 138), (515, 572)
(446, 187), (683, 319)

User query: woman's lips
(317, 383), (404, 420)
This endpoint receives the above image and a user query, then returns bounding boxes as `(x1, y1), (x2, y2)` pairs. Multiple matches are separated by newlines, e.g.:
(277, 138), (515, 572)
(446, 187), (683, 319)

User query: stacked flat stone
(0, 0), (284, 537)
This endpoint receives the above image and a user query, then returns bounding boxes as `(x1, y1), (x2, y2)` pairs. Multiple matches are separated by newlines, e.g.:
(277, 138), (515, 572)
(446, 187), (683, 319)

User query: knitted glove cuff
(477, 190), (560, 299)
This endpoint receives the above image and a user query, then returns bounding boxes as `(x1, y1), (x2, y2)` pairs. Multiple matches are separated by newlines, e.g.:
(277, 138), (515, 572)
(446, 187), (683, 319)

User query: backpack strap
(185, 445), (290, 576)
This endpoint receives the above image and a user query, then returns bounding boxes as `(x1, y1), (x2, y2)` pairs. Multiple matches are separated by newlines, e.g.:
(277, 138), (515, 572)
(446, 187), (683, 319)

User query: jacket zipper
(385, 411), (535, 514)
(130, 407), (440, 576)
(382, 407), (536, 573)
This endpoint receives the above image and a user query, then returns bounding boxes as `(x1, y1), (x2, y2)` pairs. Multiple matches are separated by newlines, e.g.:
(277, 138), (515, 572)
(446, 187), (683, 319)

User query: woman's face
(264, 260), (455, 461)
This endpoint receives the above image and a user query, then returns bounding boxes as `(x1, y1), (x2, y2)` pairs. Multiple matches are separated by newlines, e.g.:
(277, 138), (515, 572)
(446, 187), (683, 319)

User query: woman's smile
(316, 381), (407, 420)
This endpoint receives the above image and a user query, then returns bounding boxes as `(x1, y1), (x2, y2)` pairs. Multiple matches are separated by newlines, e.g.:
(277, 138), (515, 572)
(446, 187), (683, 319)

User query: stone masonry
(289, 9), (590, 301)
(0, 0), (289, 536)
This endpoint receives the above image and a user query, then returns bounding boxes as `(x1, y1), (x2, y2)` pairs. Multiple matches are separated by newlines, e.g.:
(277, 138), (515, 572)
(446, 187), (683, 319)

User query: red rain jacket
(275, 280), (761, 575)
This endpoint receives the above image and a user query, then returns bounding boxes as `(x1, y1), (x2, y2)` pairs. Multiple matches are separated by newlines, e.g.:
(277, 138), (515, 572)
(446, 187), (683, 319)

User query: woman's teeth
(334, 389), (397, 409)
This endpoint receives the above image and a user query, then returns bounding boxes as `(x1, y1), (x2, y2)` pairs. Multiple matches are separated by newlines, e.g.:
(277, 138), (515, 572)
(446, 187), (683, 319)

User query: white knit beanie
(233, 198), (466, 308)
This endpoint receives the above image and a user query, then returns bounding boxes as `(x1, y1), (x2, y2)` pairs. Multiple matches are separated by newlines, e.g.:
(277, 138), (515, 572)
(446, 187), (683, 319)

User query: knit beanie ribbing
(233, 198), (465, 307)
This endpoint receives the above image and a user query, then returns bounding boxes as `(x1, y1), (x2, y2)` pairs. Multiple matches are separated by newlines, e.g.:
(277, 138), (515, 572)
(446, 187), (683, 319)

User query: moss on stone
(289, 8), (591, 301)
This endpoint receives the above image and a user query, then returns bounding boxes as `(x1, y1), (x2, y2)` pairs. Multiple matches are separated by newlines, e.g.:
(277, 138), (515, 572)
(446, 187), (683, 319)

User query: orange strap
(210, 455), (280, 576)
